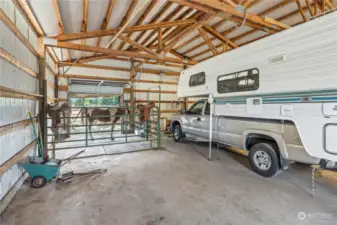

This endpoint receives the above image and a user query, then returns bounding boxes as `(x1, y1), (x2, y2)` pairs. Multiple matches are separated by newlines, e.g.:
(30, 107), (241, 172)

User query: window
(217, 68), (259, 93)
(204, 103), (210, 115)
(189, 72), (206, 87)
(188, 101), (205, 115)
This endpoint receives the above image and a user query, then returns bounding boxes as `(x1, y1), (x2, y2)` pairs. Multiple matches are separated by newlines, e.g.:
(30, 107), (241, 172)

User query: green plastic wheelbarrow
(20, 151), (84, 188)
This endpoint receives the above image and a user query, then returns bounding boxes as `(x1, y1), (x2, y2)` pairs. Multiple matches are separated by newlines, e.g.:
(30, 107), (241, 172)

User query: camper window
(189, 72), (206, 87)
(217, 68), (259, 93)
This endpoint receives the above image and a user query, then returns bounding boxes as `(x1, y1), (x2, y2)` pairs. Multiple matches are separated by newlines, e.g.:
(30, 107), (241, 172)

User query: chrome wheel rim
(253, 151), (272, 170)
(173, 129), (180, 140)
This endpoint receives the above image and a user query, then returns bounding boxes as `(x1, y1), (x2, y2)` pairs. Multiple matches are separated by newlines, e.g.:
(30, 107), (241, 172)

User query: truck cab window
(204, 103), (210, 115)
(188, 101), (205, 115)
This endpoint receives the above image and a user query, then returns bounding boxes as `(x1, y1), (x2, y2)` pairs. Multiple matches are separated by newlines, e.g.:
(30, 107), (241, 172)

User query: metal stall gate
(46, 105), (161, 160)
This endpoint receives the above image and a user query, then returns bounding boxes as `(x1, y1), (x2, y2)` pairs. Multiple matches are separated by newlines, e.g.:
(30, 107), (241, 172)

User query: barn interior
(1, 0), (337, 224)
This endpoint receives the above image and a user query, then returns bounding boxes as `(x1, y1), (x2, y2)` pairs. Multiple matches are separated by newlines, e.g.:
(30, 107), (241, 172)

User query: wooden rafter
(177, 0), (292, 57)
(160, 15), (212, 53)
(81, 0), (88, 56)
(203, 24), (238, 48)
(127, 1), (173, 51)
(296, 0), (307, 21)
(169, 0), (280, 32)
(198, 27), (218, 56)
(146, 8), (197, 49)
(13, 0), (44, 36)
(140, 4), (185, 47)
(52, 0), (71, 60)
(59, 62), (179, 76)
(243, 0), (257, 8)
(158, 28), (163, 52)
(306, 0), (315, 16)
(47, 42), (198, 65)
(115, 0), (139, 49)
(192, 1), (315, 60)
(118, 0), (157, 50)
(53, 19), (196, 41)
(97, 0), (115, 48)
(118, 35), (159, 56)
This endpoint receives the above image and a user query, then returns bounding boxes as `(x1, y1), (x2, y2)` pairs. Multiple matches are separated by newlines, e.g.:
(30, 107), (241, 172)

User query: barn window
(189, 72), (206, 87)
(217, 68), (259, 93)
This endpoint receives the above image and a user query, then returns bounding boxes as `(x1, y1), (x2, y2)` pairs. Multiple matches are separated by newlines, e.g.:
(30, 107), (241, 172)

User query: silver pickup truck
(170, 99), (328, 177)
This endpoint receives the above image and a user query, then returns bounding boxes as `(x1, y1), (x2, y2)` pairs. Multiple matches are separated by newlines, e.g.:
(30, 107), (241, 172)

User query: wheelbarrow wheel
(31, 176), (46, 188)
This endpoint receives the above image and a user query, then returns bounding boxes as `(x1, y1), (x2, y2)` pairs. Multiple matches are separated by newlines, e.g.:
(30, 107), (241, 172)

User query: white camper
(171, 12), (337, 177)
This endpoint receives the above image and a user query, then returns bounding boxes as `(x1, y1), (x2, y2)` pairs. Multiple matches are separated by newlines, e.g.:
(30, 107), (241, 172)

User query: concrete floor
(1, 138), (337, 225)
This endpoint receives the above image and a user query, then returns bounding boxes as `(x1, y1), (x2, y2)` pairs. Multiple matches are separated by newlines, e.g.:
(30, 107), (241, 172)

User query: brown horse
(86, 102), (155, 140)
(46, 102), (71, 132)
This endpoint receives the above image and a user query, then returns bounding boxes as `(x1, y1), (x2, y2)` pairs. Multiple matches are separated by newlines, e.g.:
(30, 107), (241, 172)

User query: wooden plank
(13, 0), (44, 36)
(124, 88), (176, 94)
(203, 24), (238, 48)
(47, 81), (56, 89)
(59, 62), (179, 76)
(54, 19), (197, 41)
(0, 9), (38, 57)
(0, 118), (37, 137)
(264, 17), (291, 29)
(129, 1), (173, 50)
(118, 35), (159, 56)
(47, 47), (58, 64)
(0, 140), (37, 176)
(0, 86), (43, 101)
(296, 0), (307, 21)
(52, 0), (71, 60)
(198, 27), (218, 56)
(67, 54), (185, 69)
(47, 42), (197, 65)
(305, 0), (315, 16)
(118, 0), (157, 50)
(97, 0), (115, 48)
(59, 85), (69, 91)
(0, 48), (38, 78)
(60, 74), (178, 85)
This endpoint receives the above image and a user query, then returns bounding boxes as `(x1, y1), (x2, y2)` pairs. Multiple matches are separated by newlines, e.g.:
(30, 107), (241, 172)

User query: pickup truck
(170, 99), (328, 177)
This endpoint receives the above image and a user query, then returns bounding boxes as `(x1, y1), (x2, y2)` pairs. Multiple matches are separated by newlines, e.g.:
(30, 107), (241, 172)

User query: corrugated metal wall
(0, 0), (39, 205)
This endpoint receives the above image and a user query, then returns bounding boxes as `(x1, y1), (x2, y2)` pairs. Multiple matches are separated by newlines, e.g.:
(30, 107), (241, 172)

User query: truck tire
(248, 142), (280, 177)
(173, 124), (183, 142)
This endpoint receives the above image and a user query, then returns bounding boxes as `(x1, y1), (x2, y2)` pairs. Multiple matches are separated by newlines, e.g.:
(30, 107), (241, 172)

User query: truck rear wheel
(173, 125), (183, 142)
(248, 142), (281, 177)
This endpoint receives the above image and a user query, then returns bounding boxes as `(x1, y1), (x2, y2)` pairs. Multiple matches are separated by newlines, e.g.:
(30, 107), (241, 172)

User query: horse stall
(46, 78), (161, 160)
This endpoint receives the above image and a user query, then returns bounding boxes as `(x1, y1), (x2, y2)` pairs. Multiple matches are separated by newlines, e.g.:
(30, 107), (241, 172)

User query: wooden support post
(38, 37), (47, 156)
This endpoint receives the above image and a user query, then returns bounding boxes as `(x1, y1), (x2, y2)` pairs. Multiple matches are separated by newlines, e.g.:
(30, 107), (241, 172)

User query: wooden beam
(0, 85), (43, 100)
(124, 88), (176, 94)
(59, 62), (180, 76)
(60, 74), (178, 85)
(158, 28), (163, 52)
(48, 42), (198, 65)
(47, 47), (58, 64)
(66, 54), (185, 68)
(118, 0), (157, 50)
(0, 47), (38, 78)
(118, 35), (159, 56)
(296, 0), (307, 21)
(203, 24), (238, 48)
(54, 19), (196, 41)
(59, 85), (68, 92)
(243, 0), (257, 8)
(97, 0), (115, 48)
(0, 141), (37, 176)
(306, 0), (315, 16)
(52, 0), (71, 60)
(13, 0), (44, 36)
(161, 15), (213, 53)
(129, 1), (173, 50)
(140, 4), (186, 47)
(264, 17), (291, 29)
(146, 8), (198, 49)
(0, 9), (38, 57)
(0, 118), (37, 137)
(198, 27), (218, 56)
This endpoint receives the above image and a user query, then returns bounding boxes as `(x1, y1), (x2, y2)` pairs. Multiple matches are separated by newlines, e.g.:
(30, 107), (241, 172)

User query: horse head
(137, 101), (156, 123)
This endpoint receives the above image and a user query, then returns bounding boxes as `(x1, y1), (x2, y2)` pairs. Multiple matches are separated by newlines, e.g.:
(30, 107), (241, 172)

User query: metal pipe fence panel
(47, 106), (161, 159)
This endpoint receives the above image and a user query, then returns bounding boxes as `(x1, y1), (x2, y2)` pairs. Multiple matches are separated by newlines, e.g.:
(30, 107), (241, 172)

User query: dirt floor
(1, 137), (337, 225)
